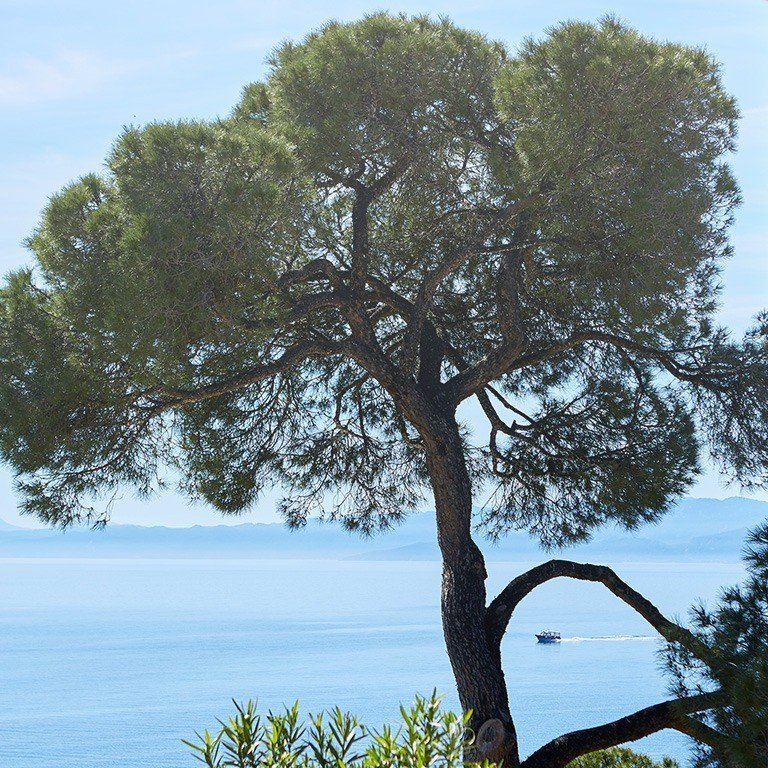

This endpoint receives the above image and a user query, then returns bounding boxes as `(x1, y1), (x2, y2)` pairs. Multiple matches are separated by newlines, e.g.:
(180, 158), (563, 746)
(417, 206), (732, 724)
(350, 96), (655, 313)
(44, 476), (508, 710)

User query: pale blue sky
(1, 1), (766, 527)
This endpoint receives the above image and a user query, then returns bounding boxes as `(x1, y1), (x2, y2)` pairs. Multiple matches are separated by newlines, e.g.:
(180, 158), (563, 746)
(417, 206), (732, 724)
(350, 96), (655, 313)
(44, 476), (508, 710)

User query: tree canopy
(1, 14), (763, 542)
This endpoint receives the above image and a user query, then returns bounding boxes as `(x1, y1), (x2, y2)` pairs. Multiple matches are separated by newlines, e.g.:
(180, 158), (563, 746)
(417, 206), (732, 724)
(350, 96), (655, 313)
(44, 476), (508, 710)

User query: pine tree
(1, 15), (766, 766)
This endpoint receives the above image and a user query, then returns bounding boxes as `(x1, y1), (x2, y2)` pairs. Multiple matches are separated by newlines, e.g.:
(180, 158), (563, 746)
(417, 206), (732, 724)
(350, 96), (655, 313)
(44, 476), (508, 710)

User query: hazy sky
(1, 0), (766, 527)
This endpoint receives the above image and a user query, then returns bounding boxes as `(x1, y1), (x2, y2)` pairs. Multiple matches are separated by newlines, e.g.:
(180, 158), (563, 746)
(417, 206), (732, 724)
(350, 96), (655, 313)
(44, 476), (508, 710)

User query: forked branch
(444, 326), (760, 406)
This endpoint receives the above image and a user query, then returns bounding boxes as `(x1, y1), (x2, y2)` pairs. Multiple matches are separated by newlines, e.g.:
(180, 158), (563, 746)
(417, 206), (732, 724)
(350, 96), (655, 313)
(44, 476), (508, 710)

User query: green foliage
(184, 693), (482, 768)
(0, 13), (764, 544)
(186, 696), (682, 768)
(494, 19), (739, 333)
(664, 525), (768, 767)
(29, 123), (302, 359)
(566, 747), (678, 768)
(265, 14), (506, 182)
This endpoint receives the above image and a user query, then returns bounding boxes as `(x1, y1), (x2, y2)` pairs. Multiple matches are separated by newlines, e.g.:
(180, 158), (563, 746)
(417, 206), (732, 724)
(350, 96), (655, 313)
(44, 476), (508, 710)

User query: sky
(0, 0), (766, 527)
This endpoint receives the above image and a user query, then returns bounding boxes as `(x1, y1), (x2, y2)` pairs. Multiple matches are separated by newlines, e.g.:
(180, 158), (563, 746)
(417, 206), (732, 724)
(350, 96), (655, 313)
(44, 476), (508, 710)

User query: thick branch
(276, 258), (342, 289)
(485, 560), (716, 666)
(239, 292), (345, 330)
(369, 153), (412, 198)
(521, 691), (725, 768)
(350, 189), (372, 288)
(445, 332), (597, 404)
(401, 246), (474, 374)
(495, 248), (524, 348)
(151, 339), (348, 409)
(401, 198), (535, 377)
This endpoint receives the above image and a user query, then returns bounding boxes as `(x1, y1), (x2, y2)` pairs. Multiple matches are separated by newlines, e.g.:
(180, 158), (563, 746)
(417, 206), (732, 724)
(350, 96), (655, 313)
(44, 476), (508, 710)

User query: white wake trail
(557, 634), (660, 643)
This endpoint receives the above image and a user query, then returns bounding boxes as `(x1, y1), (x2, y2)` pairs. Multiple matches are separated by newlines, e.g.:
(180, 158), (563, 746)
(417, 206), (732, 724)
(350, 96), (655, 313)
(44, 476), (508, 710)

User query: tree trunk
(424, 415), (520, 766)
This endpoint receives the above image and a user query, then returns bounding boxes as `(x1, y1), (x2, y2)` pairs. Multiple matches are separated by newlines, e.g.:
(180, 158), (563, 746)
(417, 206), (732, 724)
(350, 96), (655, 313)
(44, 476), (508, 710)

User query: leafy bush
(567, 747), (679, 768)
(185, 692), (474, 768)
(186, 693), (677, 768)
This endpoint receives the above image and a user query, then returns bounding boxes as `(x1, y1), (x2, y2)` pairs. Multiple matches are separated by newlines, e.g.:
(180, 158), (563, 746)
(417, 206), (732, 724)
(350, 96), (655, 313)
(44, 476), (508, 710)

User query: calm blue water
(0, 558), (744, 767)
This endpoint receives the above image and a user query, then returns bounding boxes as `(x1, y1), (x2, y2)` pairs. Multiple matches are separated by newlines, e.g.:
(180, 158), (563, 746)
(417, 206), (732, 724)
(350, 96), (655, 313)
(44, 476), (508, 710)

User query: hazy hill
(0, 496), (764, 562)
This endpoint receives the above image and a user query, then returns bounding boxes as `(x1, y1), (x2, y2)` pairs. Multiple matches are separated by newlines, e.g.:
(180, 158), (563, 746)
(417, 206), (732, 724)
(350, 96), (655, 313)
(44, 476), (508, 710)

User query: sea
(0, 558), (745, 767)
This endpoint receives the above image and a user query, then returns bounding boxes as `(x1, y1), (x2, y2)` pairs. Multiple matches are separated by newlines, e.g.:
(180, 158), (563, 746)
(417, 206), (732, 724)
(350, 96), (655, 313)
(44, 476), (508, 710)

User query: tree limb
(444, 327), (748, 406)
(485, 559), (716, 666)
(151, 339), (348, 409)
(520, 691), (726, 768)
(673, 715), (732, 751)
(239, 291), (345, 330)
(401, 197), (535, 377)
(276, 257), (342, 289)
(445, 332), (597, 404)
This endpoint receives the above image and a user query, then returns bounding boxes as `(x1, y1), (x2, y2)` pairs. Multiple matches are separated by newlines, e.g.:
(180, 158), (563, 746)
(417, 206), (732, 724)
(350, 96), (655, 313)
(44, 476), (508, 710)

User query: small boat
(535, 630), (561, 643)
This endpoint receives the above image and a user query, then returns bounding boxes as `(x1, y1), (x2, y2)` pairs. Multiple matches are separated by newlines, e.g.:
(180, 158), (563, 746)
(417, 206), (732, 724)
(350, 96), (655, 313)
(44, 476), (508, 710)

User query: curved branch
(445, 332), (595, 405)
(520, 690), (725, 768)
(485, 560), (716, 666)
(239, 292), (345, 330)
(401, 246), (475, 374)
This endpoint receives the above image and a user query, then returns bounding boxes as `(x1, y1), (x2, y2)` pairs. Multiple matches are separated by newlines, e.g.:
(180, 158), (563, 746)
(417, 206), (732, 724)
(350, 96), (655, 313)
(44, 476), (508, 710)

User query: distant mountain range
(0, 496), (765, 562)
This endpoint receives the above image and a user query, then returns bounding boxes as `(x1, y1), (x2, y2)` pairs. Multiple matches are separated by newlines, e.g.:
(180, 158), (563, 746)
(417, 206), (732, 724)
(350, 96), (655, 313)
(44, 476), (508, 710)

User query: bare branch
(444, 326), (751, 406)
(485, 559), (716, 666)
(446, 332), (597, 404)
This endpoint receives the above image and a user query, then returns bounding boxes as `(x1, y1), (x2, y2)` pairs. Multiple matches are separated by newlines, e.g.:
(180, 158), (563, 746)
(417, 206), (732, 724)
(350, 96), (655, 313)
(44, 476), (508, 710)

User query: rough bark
(420, 420), (728, 768)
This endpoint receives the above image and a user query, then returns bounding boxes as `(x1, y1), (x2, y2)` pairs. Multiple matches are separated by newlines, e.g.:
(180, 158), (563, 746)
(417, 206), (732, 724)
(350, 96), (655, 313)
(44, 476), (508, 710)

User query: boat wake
(558, 634), (660, 643)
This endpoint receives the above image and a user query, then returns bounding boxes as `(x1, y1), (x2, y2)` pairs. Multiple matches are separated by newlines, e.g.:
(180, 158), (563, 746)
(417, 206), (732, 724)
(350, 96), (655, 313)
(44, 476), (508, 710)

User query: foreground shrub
(567, 747), (679, 768)
(185, 693), (469, 768)
(186, 693), (677, 768)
